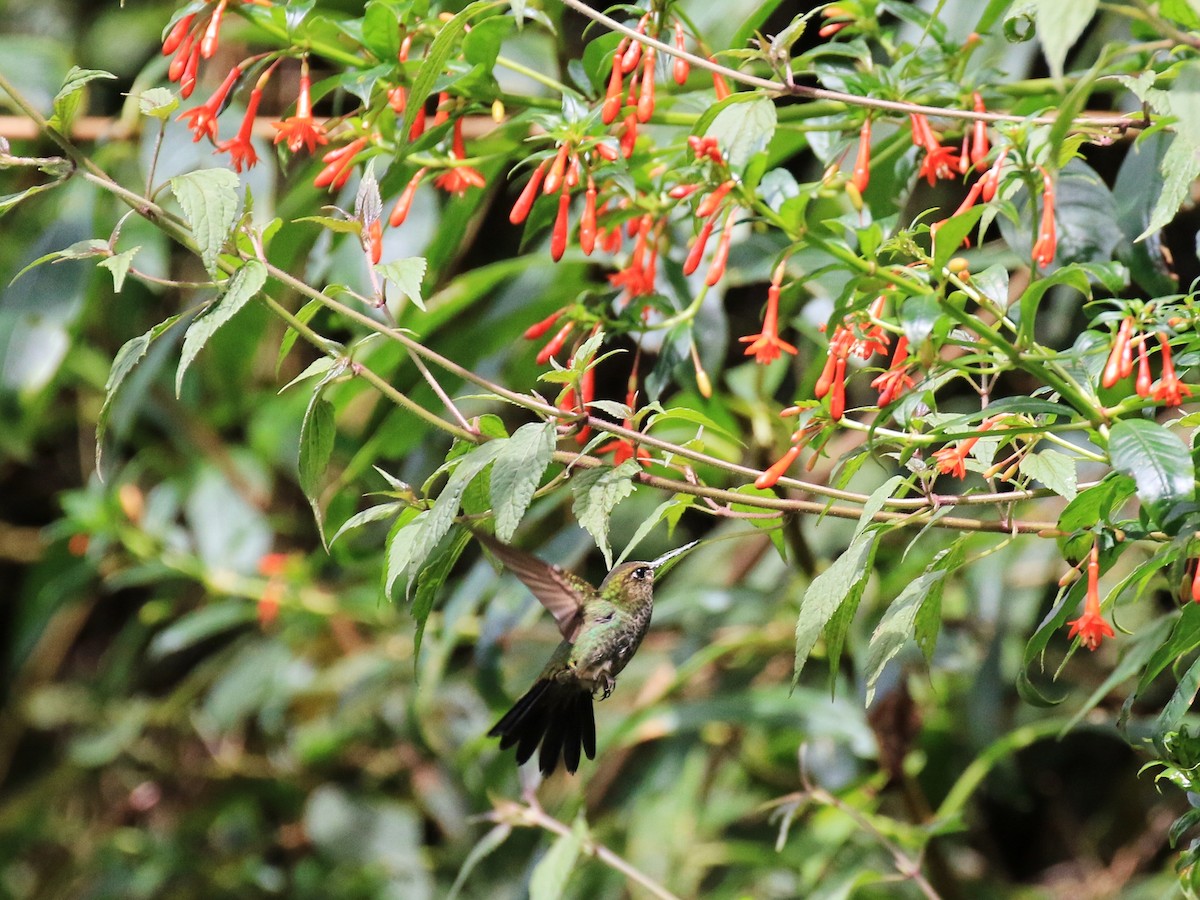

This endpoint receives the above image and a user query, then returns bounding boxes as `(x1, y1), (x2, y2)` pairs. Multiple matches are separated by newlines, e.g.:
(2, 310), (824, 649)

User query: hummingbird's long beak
(649, 540), (699, 573)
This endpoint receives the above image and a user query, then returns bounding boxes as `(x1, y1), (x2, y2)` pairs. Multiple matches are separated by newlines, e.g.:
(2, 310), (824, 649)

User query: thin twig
(492, 798), (683, 900)
(559, 0), (1142, 132)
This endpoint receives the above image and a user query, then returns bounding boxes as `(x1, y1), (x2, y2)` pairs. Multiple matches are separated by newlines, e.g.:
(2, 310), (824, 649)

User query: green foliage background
(0, 1), (1197, 898)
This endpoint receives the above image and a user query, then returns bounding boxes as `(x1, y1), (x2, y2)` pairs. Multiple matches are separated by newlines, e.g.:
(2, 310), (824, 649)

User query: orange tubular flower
(216, 87), (263, 172)
(871, 336), (915, 405)
(932, 418), (994, 478)
(637, 48), (656, 122)
(609, 215), (658, 299)
(710, 57), (731, 100)
(1101, 317), (1134, 388)
(980, 147), (1008, 201)
(200, 0), (228, 58)
(739, 262), (798, 364)
(550, 187), (571, 262)
(388, 167), (427, 228)
(162, 14), (196, 56)
(543, 143), (570, 195)
(537, 322), (575, 366)
(1031, 166), (1057, 269)
(1154, 333), (1193, 406)
(603, 43), (626, 124)
(1135, 338), (1152, 397)
(673, 22), (689, 85)
(314, 136), (369, 190)
(755, 445), (802, 490)
(852, 118), (871, 194)
(697, 179), (736, 219)
(180, 43), (202, 98)
(510, 160), (547, 225)
(1191, 558), (1200, 603)
(911, 113), (961, 186)
(580, 175), (598, 255)
(970, 92), (990, 166)
(1066, 541), (1114, 651)
(177, 64), (241, 143)
(706, 215), (734, 286)
(523, 308), (564, 341)
(683, 214), (716, 276)
(272, 60), (328, 154)
(433, 119), (486, 195)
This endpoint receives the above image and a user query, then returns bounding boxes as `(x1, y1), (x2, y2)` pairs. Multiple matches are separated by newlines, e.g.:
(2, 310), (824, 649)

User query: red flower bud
(580, 175), (598, 255)
(550, 188), (571, 262)
(683, 215), (715, 276)
(637, 49), (656, 123)
(537, 322), (574, 365)
(602, 45), (626, 125)
(755, 445), (802, 490)
(389, 168), (426, 228)
(524, 309), (563, 340)
(705, 214), (734, 286)
(543, 143), (570, 195)
(510, 160), (546, 225)
(162, 14), (195, 56)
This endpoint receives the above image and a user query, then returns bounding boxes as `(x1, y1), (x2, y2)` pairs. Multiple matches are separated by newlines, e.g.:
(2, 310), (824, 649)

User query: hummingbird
(479, 532), (697, 775)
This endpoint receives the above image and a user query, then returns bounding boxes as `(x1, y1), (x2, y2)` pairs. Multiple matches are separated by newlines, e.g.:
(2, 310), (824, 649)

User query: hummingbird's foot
(595, 675), (616, 701)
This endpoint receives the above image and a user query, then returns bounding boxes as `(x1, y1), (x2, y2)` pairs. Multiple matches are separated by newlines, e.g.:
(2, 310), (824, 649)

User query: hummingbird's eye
(633, 566), (652, 581)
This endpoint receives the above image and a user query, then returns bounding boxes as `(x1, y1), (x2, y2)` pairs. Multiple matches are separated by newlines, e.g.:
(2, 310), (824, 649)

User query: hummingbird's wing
(476, 532), (591, 642)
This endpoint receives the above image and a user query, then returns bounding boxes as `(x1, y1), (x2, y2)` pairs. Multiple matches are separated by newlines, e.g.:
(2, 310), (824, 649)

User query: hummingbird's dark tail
(489, 679), (596, 775)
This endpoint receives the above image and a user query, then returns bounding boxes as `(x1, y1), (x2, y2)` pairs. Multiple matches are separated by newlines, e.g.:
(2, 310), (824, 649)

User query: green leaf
(401, 1), (492, 148)
(1019, 450), (1078, 501)
(1036, 0), (1098, 80)
(412, 526), (471, 664)
(406, 442), (506, 597)
(705, 96), (777, 171)
(793, 529), (878, 685)
(176, 259), (266, 395)
(98, 247), (139, 293)
(138, 87), (178, 120)
(865, 560), (951, 704)
(96, 316), (182, 472)
(50, 66), (116, 131)
(462, 15), (514, 68)
(1139, 134), (1200, 241)
(529, 815), (586, 900)
(1108, 418), (1194, 526)
(170, 168), (241, 275)
(329, 501), (404, 547)
(932, 206), (985, 272)
(571, 459), (640, 568)
(384, 508), (426, 599)
(855, 475), (905, 540)
(1137, 602), (1200, 696)
(1159, 653), (1200, 736)
(1056, 474), (1137, 557)
(360, 0), (400, 61)
(299, 394), (336, 500)
(490, 421), (556, 542)
(376, 257), (428, 311)
(295, 215), (362, 235)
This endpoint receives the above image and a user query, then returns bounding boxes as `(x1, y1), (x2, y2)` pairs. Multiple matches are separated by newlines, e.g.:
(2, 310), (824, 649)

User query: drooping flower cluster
(1101, 317), (1193, 405)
